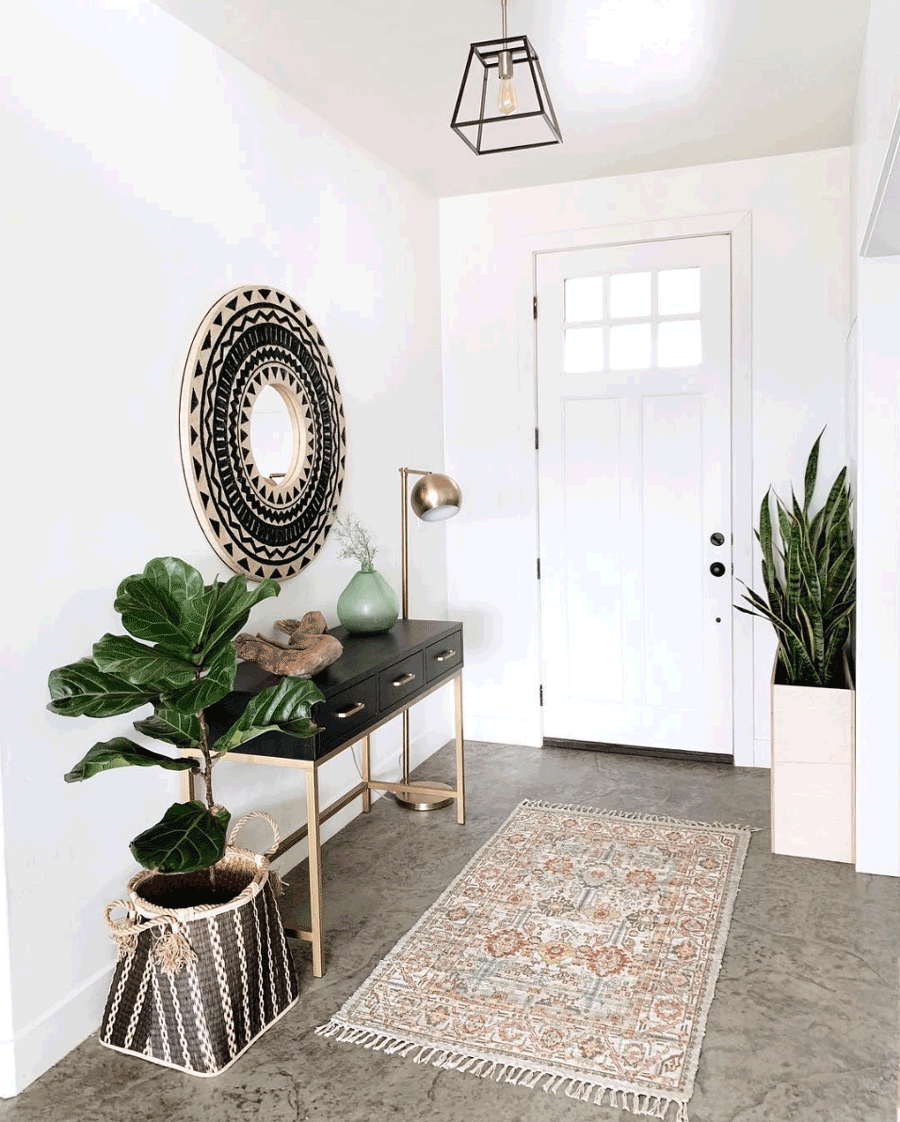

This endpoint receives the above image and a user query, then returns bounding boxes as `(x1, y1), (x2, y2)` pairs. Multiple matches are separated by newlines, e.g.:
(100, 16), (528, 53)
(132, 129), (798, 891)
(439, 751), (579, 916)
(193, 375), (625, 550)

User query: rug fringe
(520, 798), (759, 833)
(315, 1020), (690, 1120)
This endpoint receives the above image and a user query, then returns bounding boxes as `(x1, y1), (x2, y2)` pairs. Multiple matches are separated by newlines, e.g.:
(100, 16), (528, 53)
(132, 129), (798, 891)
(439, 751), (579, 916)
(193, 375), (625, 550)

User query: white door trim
(516, 210), (755, 766)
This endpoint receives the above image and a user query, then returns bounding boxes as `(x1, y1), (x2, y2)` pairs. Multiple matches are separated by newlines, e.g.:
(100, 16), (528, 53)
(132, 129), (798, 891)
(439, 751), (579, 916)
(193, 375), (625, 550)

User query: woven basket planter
(100, 812), (298, 1076)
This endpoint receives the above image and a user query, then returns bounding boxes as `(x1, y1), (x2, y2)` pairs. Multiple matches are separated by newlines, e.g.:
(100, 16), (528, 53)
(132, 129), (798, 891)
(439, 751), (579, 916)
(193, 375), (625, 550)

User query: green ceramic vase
(336, 564), (399, 634)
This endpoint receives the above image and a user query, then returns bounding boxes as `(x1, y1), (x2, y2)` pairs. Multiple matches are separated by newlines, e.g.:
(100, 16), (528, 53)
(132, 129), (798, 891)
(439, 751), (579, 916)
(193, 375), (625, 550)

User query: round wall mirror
(180, 286), (346, 581)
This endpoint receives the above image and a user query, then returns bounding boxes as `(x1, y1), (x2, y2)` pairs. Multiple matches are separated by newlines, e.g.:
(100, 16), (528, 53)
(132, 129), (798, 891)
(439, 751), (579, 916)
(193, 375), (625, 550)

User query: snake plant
(48, 557), (324, 874)
(736, 430), (855, 687)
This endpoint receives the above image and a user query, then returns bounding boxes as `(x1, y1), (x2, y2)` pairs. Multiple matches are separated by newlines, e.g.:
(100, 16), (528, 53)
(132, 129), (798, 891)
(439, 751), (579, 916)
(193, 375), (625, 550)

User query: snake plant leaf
(161, 642), (237, 715)
(213, 675), (323, 754)
(48, 659), (157, 718)
(824, 547), (854, 612)
(758, 490), (775, 575)
(92, 634), (196, 688)
(820, 468), (848, 543)
(790, 488), (804, 526)
(775, 499), (792, 554)
(130, 801), (230, 873)
(200, 575), (280, 657)
(115, 574), (196, 654)
(64, 737), (195, 783)
(803, 428), (824, 514)
(133, 708), (202, 748)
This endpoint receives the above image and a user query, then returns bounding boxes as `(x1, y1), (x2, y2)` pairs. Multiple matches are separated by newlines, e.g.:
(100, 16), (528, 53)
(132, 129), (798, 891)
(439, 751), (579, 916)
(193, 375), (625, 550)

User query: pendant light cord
(501, 0), (508, 40)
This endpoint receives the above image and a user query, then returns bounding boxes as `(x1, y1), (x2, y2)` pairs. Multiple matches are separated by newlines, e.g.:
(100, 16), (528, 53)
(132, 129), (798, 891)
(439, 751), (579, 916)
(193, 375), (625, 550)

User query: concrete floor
(3, 742), (897, 1121)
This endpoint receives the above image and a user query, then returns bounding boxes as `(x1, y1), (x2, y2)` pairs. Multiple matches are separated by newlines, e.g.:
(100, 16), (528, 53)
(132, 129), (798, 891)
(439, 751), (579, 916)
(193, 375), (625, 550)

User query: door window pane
(609, 272), (651, 318)
(659, 268), (700, 315)
(609, 324), (651, 370)
(658, 320), (702, 366)
(565, 326), (605, 372)
(565, 276), (604, 322)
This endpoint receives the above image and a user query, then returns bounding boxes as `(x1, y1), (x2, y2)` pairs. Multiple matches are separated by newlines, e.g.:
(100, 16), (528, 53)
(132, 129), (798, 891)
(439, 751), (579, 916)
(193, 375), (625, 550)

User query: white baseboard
(0, 959), (113, 1097)
(466, 712), (539, 748)
(754, 737), (772, 768)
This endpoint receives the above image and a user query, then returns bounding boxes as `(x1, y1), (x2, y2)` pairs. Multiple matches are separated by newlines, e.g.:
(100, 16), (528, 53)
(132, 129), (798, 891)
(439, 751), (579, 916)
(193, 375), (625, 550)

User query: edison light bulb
(498, 77), (518, 115)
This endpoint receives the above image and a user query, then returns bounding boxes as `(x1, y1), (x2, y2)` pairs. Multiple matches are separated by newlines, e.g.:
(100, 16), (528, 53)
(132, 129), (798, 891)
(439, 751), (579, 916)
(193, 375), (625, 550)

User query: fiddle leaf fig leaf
(130, 801), (230, 874)
(200, 575), (280, 657)
(64, 737), (195, 783)
(213, 675), (323, 754)
(200, 575), (280, 656)
(133, 708), (202, 748)
(161, 642), (237, 715)
(114, 574), (195, 654)
(116, 559), (218, 655)
(48, 659), (157, 718)
(142, 557), (205, 604)
(180, 585), (219, 649)
(92, 634), (195, 688)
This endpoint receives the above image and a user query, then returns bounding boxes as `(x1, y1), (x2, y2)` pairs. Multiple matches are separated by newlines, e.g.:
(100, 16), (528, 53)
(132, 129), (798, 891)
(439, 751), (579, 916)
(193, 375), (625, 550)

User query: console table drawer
(425, 633), (462, 682)
(378, 651), (425, 710)
(316, 675), (378, 750)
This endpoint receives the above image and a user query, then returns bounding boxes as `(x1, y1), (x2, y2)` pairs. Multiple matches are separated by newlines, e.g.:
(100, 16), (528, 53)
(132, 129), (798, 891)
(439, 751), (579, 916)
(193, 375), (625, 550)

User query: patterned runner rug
(317, 799), (751, 1122)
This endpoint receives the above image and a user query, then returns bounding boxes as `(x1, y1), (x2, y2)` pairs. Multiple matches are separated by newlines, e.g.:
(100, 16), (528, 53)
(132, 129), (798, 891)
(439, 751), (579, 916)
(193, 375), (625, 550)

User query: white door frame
(516, 210), (755, 767)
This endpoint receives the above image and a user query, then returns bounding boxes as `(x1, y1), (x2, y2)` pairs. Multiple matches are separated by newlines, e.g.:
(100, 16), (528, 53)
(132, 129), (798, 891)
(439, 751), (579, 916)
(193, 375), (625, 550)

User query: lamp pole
(396, 466), (458, 811)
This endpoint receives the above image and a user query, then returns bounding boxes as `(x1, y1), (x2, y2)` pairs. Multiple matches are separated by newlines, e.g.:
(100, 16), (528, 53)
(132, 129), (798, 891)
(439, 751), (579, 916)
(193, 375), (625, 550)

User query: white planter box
(770, 653), (855, 863)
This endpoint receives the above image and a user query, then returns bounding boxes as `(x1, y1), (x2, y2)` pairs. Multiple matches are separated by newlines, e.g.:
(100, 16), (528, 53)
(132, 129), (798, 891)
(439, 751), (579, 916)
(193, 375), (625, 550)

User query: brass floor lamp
(395, 467), (462, 811)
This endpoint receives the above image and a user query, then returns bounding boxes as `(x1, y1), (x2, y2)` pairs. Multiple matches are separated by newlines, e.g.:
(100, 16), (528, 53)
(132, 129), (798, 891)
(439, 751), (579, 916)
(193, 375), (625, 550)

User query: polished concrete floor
(3, 742), (897, 1122)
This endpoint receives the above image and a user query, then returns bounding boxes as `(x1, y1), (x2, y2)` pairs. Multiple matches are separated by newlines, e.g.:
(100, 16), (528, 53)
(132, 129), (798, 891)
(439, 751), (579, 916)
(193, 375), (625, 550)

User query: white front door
(536, 235), (733, 755)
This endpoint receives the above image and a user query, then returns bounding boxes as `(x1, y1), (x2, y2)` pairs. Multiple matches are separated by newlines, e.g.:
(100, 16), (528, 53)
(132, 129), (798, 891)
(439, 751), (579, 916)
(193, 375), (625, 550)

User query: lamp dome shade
(410, 473), (462, 522)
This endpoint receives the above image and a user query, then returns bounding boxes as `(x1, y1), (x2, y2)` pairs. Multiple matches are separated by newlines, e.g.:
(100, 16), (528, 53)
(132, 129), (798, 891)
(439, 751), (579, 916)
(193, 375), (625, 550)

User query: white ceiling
(154, 0), (870, 197)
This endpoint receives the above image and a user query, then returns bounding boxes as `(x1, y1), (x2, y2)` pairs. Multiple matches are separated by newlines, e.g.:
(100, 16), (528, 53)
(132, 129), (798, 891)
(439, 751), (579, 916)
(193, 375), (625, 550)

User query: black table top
(230, 618), (462, 699)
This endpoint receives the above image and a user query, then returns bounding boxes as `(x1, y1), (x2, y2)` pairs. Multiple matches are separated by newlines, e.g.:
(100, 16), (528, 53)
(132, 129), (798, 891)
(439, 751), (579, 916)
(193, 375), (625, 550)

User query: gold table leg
(362, 735), (371, 813)
(306, 766), (324, 977)
(181, 769), (194, 802)
(454, 672), (466, 825)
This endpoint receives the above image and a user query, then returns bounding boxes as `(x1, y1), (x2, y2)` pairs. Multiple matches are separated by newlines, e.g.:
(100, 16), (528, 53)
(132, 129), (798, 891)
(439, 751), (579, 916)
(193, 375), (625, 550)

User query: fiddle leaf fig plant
(49, 557), (323, 875)
(735, 430), (855, 687)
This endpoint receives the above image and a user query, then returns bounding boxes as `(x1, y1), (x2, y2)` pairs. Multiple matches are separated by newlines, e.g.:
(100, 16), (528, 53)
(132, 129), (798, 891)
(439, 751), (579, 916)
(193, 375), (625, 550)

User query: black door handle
(710, 532), (725, 546)
(709, 562), (726, 577)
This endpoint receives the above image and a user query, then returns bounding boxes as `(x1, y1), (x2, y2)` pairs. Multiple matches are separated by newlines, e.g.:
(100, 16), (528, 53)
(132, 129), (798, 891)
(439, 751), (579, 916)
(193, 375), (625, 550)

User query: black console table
(184, 619), (465, 977)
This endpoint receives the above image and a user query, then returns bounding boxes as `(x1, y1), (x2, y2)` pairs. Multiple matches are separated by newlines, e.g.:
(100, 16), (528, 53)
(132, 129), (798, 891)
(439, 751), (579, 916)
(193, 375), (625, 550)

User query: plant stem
(196, 705), (217, 890)
(197, 709), (215, 810)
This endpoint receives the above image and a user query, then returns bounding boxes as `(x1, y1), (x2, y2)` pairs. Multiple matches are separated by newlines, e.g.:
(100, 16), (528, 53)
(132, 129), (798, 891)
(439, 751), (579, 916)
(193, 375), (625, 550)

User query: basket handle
(228, 810), (280, 857)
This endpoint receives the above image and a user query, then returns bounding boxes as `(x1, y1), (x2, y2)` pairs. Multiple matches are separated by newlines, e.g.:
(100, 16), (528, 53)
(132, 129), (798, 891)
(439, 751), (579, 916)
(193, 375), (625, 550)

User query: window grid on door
(564, 268), (702, 373)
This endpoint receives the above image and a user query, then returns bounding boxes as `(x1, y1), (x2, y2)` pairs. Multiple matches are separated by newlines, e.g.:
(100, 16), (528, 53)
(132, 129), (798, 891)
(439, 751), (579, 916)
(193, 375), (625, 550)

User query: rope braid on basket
(104, 901), (197, 974)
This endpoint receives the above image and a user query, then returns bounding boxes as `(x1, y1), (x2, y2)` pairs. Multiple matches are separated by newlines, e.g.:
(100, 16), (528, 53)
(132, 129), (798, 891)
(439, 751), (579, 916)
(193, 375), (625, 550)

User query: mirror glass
(250, 385), (296, 482)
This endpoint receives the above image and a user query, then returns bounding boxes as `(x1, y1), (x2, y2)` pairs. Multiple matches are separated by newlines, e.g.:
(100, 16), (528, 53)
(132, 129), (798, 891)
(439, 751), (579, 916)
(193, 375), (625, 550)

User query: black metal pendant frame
(451, 35), (562, 155)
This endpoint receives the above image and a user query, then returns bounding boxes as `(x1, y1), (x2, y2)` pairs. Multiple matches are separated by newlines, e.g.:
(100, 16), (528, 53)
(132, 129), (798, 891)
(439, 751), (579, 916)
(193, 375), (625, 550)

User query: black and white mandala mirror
(179, 286), (346, 581)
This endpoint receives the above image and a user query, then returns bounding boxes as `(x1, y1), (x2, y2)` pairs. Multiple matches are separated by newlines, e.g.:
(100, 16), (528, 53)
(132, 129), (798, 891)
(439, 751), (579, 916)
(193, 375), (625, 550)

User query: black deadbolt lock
(709, 562), (726, 577)
(710, 532), (725, 546)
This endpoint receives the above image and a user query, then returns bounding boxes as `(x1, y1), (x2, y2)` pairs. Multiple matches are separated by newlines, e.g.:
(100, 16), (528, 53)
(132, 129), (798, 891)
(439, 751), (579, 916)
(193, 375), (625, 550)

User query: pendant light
(451, 0), (562, 155)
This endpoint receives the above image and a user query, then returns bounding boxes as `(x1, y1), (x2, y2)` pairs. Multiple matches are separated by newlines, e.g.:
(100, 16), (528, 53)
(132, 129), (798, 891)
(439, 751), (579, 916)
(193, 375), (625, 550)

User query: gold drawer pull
(434, 648), (456, 663)
(335, 701), (365, 719)
(392, 672), (417, 687)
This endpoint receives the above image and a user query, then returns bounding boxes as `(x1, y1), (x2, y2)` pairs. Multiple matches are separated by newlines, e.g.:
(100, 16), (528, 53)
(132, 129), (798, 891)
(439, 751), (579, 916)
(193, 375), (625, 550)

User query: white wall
(0, 0), (450, 1093)
(850, 0), (900, 877)
(440, 148), (850, 766)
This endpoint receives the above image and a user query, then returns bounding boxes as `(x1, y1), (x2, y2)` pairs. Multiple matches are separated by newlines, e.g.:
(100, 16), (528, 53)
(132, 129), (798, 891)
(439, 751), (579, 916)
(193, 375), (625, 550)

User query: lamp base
(392, 782), (455, 812)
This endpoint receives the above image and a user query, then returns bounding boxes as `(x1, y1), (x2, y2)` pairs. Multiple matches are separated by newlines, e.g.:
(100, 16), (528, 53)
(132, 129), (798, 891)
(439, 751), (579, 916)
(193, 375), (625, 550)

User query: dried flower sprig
(333, 515), (378, 569)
